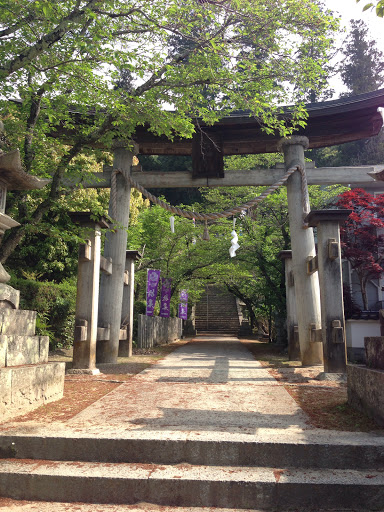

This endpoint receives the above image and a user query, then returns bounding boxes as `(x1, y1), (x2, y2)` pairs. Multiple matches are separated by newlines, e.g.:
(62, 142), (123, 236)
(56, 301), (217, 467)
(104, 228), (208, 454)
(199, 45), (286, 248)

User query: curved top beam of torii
(134, 88), (384, 158)
(63, 88), (384, 188)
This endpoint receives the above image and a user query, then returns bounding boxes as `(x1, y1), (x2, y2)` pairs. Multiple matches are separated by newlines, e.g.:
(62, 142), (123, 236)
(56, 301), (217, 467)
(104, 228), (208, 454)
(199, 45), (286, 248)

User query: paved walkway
(1, 335), (382, 446)
(1, 336), (383, 512)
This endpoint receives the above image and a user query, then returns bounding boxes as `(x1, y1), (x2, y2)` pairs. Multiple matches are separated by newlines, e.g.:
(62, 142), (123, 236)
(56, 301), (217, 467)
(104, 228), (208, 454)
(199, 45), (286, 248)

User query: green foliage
(9, 276), (77, 349)
(128, 170), (345, 342)
(0, 0), (339, 264)
(357, 0), (384, 17)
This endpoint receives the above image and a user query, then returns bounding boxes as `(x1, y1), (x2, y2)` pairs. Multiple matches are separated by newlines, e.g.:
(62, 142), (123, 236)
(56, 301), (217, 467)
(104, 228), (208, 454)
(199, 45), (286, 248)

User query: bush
(9, 276), (77, 350)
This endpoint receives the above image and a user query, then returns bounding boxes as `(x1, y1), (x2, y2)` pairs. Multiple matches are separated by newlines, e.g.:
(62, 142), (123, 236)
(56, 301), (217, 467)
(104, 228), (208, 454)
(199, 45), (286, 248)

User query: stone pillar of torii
(71, 136), (384, 375)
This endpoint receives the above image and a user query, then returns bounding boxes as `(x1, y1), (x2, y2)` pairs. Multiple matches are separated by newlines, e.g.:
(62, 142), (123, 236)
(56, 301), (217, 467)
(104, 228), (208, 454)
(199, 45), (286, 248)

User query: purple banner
(180, 289), (188, 302)
(159, 277), (172, 318)
(178, 289), (188, 320)
(178, 302), (188, 320)
(146, 269), (161, 316)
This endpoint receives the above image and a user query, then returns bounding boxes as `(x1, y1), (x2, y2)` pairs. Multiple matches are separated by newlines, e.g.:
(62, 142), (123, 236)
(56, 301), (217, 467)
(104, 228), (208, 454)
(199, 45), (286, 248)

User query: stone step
(195, 312), (239, 317)
(0, 334), (49, 367)
(196, 299), (237, 304)
(195, 308), (239, 317)
(195, 319), (239, 324)
(196, 306), (237, 311)
(195, 313), (238, 317)
(0, 309), (36, 336)
(0, 460), (382, 509)
(195, 328), (240, 333)
(1, 435), (382, 470)
(0, 500), (323, 512)
(195, 325), (239, 328)
(195, 319), (239, 323)
(196, 303), (237, 307)
(196, 308), (236, 311)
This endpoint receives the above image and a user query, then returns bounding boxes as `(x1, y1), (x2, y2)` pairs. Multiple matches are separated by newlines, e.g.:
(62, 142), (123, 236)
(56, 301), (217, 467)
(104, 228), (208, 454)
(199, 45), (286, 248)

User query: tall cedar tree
(315, 19), (384, 167)
(336, 188), (384, 310)
(340, 19), (384, 96)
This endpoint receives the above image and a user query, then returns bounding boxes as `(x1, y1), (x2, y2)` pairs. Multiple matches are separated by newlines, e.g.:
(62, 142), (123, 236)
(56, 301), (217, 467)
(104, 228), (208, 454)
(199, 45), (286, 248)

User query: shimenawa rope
(110, 165), (310, 227)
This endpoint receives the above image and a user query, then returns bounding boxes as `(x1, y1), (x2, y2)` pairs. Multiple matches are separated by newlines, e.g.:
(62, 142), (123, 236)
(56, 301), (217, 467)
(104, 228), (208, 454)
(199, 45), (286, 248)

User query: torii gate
(72, 89), (384, 374)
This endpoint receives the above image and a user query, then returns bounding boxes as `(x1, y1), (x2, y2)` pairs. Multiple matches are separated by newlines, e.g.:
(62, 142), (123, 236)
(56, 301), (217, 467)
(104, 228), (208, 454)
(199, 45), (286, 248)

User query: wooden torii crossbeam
(76, 162), (384, 189)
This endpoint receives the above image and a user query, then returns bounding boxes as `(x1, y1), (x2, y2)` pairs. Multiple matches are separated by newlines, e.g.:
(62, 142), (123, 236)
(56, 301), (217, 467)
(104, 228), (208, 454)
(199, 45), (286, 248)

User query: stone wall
(0, 308), (65, 422)
(347, 336), (384, 427)
(347, 364), (384, 426)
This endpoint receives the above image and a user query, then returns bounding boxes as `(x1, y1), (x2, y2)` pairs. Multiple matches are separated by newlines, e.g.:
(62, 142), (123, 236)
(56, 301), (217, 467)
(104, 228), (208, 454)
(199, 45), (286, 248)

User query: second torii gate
(73, 89), (384, 373)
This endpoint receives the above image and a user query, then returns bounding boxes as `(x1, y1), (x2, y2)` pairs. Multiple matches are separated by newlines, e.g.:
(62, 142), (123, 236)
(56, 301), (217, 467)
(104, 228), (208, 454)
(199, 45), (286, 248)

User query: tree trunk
(358, 273), (369, 310)
(268, 305), (273, 343)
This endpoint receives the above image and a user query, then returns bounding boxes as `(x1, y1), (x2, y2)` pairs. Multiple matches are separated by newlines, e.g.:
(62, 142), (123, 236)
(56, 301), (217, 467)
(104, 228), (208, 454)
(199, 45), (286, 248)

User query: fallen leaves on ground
(1, 340), (187, 427)
(241, 338), (384, 433)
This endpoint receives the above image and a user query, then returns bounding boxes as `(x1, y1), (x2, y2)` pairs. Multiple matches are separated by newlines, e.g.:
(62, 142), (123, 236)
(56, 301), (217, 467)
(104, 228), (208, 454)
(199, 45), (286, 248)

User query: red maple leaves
(336, 188), (384, 309)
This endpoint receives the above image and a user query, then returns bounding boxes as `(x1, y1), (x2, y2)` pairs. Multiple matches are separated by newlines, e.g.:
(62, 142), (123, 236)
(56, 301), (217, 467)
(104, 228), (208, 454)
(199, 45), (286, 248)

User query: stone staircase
(195, 285), (240, 336)
(0, 307), (65, 421)
(0, 432), (383, 509)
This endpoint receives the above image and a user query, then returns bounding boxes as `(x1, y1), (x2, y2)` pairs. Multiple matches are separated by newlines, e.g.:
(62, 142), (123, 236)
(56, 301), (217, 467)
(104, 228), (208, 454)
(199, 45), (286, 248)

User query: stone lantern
(0, 149), (63, 422)
(0, 150), (48, 307)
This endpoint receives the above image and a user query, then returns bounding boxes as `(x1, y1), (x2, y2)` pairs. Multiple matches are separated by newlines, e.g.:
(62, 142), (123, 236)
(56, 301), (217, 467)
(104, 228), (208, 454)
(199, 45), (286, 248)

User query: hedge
(9, 276), (77, 350)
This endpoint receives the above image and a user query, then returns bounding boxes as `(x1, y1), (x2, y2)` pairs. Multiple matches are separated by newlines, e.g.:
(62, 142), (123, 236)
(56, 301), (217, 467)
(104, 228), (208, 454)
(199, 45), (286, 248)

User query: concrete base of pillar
(317, 372), (347, 383)
(288, 334), (300, 361)
(66, 368), (100, 376)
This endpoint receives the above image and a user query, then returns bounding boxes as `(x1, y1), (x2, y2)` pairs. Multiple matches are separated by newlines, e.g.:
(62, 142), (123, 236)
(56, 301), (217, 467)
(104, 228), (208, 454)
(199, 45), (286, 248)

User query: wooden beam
(69, 164), (384, 189)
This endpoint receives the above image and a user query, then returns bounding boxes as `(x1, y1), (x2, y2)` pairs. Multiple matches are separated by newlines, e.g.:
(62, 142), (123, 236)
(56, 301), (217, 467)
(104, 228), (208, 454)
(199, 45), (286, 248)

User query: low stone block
(347, 364), (384, 426)
(0, 336), (5, 367)
(0, 284), (19, 309)
(5, 335), (40, 366)
(2, 362), (65, 421)
(0, 309), (36, 336)
(0, 368), (11, 416)
(365, 336), (384, 370)
(39, 336), (49, 363)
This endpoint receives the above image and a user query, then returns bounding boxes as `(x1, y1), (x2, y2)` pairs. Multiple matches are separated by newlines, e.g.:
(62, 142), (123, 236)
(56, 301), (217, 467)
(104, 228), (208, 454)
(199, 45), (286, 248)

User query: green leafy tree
(127, 203), (233, 313)
(128, 143), (347, 343)
(198, 180), (346, 342)
(0, 0), (338, 265)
